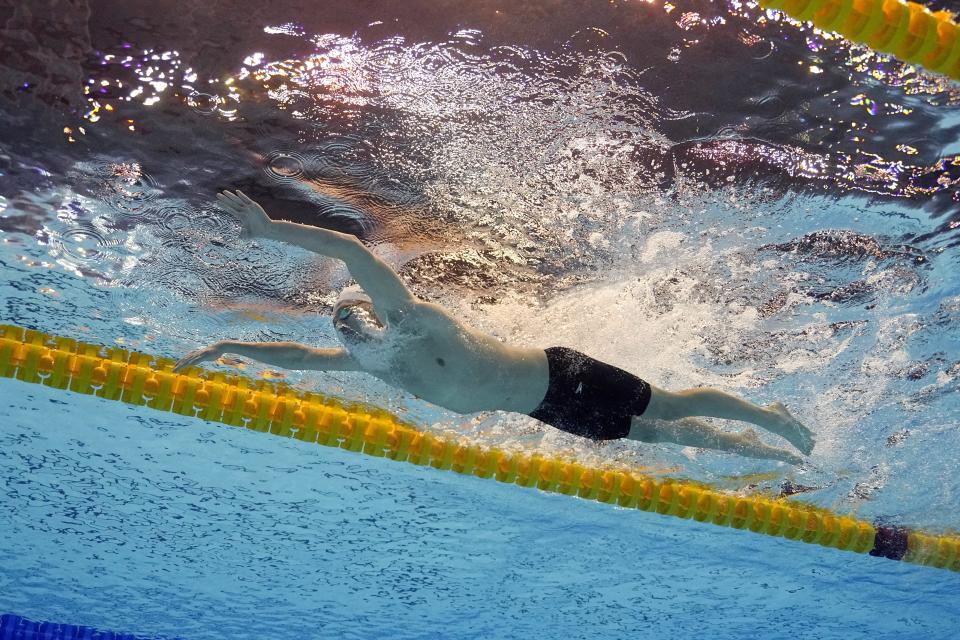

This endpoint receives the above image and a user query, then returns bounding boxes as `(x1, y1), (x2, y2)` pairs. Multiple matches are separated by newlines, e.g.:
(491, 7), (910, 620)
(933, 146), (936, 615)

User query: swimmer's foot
(736, 428), (805, 466)
(765, 402), (815, 455)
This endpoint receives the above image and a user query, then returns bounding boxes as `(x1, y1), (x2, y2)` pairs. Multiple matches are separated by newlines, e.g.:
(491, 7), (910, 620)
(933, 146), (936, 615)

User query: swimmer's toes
(768, 446), (803, 466)
(790, 427), (814, 455)
(792, 420), (815, 455)
(800, 432), (815, 456)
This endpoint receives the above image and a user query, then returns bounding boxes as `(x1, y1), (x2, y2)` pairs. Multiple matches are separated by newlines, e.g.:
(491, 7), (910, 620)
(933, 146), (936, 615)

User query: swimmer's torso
(334, 298), (549, 415)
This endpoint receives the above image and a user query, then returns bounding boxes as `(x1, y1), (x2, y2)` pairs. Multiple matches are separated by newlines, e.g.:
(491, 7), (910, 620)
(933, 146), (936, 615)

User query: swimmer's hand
(217, 190), (271, 239)
(173, 342), (224, 373)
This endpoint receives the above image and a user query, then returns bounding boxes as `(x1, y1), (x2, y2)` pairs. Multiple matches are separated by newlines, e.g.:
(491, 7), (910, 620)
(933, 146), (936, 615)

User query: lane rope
(759, 0), (960, 80)
(1, 323), (957, 571)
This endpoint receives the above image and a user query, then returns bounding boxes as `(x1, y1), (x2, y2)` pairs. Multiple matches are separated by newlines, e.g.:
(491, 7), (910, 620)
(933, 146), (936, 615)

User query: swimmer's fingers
(215, 196), (248, 236)
(173, 344), (221, 373)
(216, 190), (271, 238)
(234, 191), (269, 218)
(236, 190), (258, 206)
(216, 191), (244, 211)
(216, 193), (242, 216)
(172, 351), (203, 373)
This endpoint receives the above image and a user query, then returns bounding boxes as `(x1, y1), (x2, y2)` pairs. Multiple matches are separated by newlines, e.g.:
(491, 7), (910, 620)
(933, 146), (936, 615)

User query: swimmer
(175, 190), (815, 465)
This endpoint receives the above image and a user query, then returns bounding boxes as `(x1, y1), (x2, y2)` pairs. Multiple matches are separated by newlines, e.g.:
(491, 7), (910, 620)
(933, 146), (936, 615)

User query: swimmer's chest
(382, 331), (515, 412)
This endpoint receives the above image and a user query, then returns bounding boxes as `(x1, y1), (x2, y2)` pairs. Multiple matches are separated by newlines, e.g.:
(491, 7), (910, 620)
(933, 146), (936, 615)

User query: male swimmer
(175, 191), (815, 465)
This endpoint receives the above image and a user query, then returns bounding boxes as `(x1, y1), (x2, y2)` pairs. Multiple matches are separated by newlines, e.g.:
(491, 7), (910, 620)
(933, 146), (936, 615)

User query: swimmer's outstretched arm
(216, 190), (414, 317)
(173, 340), (357, 373)
(628, 417), (804, 465)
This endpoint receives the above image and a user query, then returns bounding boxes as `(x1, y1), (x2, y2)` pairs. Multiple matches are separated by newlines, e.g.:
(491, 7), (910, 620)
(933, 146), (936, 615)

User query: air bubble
(49, 225), (121, 267)
(153, 204), (234, 248)
(186, 91), (219, 115)
(263, 151), (306, 181)
(93, 161), (160, 219)
(155, 205), (192, 233)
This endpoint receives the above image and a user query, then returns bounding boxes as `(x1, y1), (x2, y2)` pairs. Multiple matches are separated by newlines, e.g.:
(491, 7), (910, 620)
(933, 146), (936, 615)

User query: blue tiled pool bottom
(0, 614), (169, 640)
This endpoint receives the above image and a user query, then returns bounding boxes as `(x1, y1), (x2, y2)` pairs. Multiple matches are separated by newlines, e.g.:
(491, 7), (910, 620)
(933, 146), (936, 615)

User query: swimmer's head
(332, 288), (385, 346)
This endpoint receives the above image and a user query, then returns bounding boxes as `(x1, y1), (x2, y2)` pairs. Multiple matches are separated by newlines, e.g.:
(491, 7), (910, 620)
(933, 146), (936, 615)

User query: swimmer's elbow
(336, 233), (371, 261)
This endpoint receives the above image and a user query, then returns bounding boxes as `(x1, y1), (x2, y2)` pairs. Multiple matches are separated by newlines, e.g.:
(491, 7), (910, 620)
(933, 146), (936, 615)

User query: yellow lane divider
(759, 0), (960, 80)
(1, 323), (957, 571)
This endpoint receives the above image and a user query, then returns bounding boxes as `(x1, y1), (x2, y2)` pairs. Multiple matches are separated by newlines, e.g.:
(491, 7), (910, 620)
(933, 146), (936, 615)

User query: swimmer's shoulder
(398, 299), (447, 318)
(395, 301), (485, 344)
(385, 299), (453, 328)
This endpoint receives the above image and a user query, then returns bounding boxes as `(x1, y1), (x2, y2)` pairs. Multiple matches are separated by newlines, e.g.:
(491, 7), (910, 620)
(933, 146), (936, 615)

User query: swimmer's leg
(627, 417), (804, 465)
(643, 385), (814, 454)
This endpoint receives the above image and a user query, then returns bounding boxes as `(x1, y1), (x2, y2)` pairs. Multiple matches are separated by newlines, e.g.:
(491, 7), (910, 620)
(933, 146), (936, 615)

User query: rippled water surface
(1, 0), (960, 637)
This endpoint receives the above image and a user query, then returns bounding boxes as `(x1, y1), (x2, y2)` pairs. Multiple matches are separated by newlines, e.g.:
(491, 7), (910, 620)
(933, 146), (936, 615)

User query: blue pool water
(2, 0), (960, 637)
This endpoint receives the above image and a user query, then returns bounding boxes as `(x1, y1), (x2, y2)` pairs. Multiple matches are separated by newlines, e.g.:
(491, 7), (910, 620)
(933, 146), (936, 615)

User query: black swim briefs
(528, 346), (652, 441)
